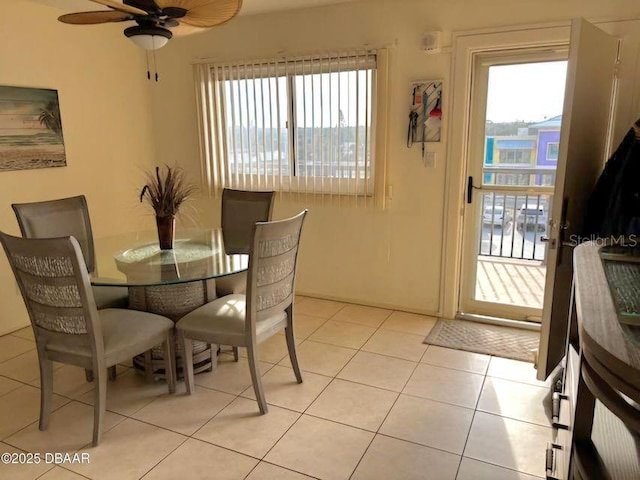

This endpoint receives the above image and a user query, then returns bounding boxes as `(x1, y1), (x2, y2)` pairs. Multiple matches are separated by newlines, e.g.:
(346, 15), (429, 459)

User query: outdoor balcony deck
(475, 256), (546, 309)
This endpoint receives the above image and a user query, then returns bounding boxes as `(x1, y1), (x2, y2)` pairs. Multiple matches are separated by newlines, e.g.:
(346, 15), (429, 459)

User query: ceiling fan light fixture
(124, 25), (172, 50)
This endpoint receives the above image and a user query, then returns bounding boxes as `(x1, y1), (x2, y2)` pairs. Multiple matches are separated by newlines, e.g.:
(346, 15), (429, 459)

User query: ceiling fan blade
(156, 0), (242, 28)
(58, 10), (132, 25)
(124, 0), (160, 12)
(170, 21), (205, 36)
(89, 0), (148, 16)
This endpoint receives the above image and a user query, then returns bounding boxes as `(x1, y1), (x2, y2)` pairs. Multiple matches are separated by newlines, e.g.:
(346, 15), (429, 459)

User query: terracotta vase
(156, 215), (175, 250)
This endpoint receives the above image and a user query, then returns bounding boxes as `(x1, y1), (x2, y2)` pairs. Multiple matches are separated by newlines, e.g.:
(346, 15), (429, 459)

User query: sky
(486, 61), (568, 123)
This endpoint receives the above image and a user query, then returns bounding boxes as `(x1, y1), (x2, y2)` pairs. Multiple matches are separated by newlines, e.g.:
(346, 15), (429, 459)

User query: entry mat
(424, 318), (539, 363)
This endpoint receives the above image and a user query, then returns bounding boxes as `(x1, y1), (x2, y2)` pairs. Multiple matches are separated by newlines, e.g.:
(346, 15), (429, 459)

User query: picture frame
(0, 85), (67, 172)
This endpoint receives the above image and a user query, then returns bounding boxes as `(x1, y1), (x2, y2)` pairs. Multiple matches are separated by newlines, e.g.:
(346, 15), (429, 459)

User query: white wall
(148, 0), (640, 315)
(0, 0), (157, 335)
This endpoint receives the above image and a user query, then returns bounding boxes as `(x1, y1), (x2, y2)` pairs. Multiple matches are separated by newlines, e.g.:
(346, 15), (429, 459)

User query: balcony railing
(478, 166), (555, 262)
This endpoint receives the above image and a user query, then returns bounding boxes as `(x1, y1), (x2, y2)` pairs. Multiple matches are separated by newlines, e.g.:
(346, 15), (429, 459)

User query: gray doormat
(424, 318), (539, 363)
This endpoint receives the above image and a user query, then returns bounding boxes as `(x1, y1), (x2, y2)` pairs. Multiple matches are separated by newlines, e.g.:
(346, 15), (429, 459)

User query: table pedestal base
(128, 281), (216, 381)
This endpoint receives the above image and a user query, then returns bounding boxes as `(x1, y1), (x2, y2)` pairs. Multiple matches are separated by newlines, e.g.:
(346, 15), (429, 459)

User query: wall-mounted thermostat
(423, 31), (442, 53)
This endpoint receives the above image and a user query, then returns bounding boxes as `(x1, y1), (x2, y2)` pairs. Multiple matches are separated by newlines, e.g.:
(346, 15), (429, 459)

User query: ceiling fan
(59, 0), (243, 50)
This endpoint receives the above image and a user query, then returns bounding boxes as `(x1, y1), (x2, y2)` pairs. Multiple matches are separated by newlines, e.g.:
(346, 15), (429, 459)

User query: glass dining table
(92, 228), (248, 379)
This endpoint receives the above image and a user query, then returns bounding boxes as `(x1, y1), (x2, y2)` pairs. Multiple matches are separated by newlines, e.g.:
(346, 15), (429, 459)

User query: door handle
(541, 236), (557, 248)
(467, 176), (473, 204)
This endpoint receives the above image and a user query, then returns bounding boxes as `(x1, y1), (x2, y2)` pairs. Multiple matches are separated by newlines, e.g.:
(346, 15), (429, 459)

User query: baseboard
(295, 291), (442, 319)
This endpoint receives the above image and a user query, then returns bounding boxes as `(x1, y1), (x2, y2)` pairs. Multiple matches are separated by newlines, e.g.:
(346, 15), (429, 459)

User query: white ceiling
(28, 0), (363, 16)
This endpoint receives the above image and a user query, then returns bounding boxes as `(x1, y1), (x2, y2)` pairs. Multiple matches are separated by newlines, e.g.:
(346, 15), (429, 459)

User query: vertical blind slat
(220, 65), (231, 189)
(355, 50), (361, 206)
(246, 62), (254, 190)
(364, 63), (371, 205)
(267, 65), (275, 191)
(328, 54), (334, 205)
(301, 58), (307, 202)
(251, 62), (259, 190)
(275, 59), (283, 195)
(210, 66), (220, 192)
(311, 56), (317, 199)
(337, 54), (342, 205)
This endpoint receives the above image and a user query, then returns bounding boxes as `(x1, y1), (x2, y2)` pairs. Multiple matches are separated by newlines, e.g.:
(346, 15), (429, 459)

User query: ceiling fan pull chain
(146, 50), (151, 80)
(153, 48), (159, 82)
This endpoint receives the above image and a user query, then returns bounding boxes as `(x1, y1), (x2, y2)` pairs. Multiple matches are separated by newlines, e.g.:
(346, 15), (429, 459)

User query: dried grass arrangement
(139, 165), (196, 250)
(139, 165), (195, 218)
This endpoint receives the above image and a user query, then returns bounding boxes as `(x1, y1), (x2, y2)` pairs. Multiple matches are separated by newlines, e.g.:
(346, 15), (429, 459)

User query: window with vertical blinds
(195, 50), (389, 207)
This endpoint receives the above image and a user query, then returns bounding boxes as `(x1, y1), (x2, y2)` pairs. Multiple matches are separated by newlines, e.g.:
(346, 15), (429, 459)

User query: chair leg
(181, 332), (195, 395)
(144, 349), (154, 383)
(285, 326), (303, 384)
(164, 332), (176, 394)
(247, 344), (268, 414)
(37, 351), (53, 431)
(92, 368), (107, 446)
(85, 369), (94, 382)
(233, 346), (239, 362)
(108, 366), (117, 381)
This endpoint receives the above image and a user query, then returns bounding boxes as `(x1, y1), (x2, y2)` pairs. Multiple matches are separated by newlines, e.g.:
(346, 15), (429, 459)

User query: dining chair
(216, 188), (276, 295)
(0, 232), (176, 446)
(217, 188), (275, 360)
(11, 196), (129, 310)
(12, 195), (129, 381)
(177, 210), (307, 413)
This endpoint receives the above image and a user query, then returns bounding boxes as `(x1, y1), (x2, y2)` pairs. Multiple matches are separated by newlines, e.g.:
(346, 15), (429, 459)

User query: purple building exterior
(529, 115), (562, 168)
(536, 130), (560, 167)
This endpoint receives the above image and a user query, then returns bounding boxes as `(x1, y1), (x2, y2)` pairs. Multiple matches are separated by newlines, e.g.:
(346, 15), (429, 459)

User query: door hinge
(552, 392), (569, 429)
(545, 442), (563, 480)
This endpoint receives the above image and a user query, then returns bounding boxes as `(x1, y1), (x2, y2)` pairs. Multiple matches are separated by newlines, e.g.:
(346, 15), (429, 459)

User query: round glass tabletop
(91, 228), (248, 287)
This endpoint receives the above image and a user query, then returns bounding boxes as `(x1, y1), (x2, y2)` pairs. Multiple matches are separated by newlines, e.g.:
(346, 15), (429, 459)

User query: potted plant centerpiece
(140, 165), (195, 250)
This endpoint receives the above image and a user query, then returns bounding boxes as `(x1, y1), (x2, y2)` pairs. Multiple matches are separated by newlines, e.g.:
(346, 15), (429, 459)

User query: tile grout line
(251, 305), (398, 479)
(0, 300), (547, 479)
(137, 434), (191, 480)
(453, 362), (490, 479)
(347, 318), (425, 479)
(458, 456), (546, 480)
(344, 314), (396, 480)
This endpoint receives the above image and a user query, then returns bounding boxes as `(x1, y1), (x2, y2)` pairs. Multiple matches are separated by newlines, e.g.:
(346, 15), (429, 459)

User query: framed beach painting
(0, 85), (66, 172)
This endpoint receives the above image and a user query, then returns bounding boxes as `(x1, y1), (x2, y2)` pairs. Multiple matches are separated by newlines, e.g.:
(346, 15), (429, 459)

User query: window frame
(212, 54), (378, 196)
(546, 141), (559, 161)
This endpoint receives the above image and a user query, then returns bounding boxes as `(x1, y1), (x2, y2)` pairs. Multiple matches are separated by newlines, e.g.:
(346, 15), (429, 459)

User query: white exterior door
(459, 51), (567, 322)
(537, 18), (619, 380)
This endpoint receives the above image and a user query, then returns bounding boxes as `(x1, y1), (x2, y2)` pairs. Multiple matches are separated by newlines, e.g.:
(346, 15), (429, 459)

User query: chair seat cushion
(93, 285), (129, 309)
(46, 309), (173, 365)
(176, 294), (287, 345)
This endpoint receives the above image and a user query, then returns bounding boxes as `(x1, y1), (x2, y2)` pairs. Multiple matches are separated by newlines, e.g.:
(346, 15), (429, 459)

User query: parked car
(483, 205), (512, 227)
(516, 204), (548, 232)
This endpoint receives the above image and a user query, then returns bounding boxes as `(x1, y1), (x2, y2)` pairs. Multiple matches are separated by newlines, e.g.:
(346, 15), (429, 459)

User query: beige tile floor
(0, 296), (551, 480)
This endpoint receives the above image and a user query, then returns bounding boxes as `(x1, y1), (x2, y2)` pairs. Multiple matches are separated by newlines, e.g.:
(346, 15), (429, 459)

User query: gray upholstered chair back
(12, 196), (96, 273)
(246, 210), (307, 328)
(0, 232), (99, 339)
(222, 189), (275, 255)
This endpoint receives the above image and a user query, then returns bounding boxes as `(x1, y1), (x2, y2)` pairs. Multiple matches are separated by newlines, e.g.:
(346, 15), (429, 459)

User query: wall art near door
(407, 80), (443, 146)
(0, 85), (66, 172)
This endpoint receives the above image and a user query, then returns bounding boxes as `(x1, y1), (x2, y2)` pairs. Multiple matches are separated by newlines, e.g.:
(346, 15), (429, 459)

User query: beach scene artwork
(0, 85), (66, 171)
